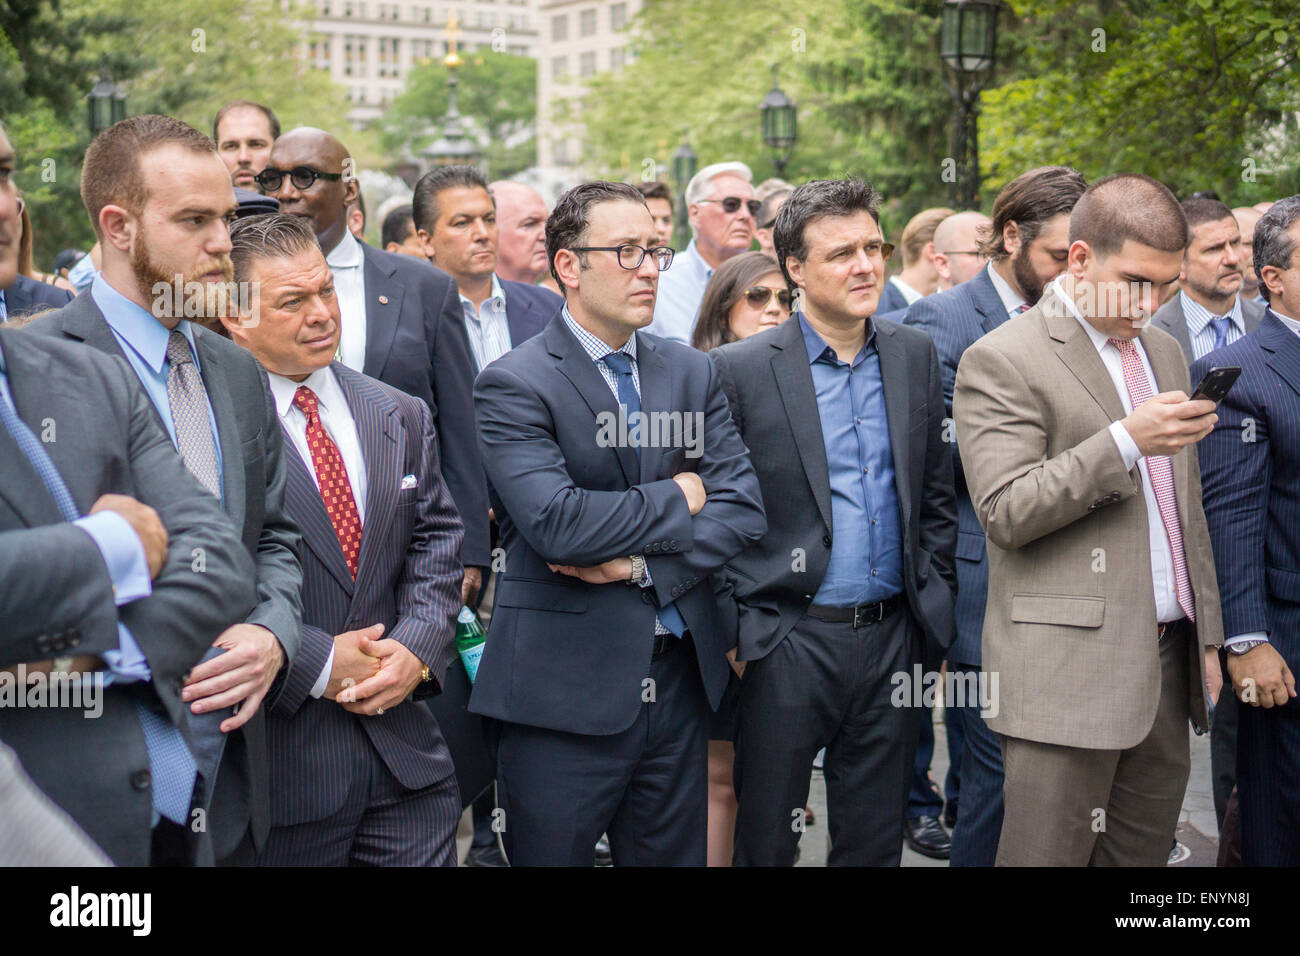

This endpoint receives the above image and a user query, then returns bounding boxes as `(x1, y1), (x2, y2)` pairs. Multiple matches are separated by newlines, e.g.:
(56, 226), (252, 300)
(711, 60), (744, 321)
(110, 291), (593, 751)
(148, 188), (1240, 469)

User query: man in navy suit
(411, 164), (562, 373)
(1196, 195), (1300, 866)
(2, 271), (72, 322)
(224, 213), (465, 866)
(903, 165), (1086, 865)
(261, 128), (489, 610)
(471, 181), (767, 866)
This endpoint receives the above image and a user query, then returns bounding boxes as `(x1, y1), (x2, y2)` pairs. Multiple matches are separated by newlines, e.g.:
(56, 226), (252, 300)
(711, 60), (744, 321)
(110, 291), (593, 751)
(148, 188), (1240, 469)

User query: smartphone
(1190, 366), (1242, 405)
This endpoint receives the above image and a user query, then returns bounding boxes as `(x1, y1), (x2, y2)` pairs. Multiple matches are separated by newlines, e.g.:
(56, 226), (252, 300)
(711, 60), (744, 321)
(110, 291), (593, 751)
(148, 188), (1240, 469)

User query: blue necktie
(602, 350), (687, 637)
(0, 357), (197, 825)
(1209, 316), (1232, 352)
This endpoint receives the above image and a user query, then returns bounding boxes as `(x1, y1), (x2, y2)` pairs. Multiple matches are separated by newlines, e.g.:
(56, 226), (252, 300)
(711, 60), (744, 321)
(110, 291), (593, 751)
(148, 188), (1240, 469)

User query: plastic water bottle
(456, 605), (487, 683)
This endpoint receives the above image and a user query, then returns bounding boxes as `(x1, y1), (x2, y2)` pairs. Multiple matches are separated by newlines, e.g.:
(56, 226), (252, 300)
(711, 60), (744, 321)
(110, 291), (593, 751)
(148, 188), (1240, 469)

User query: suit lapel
(1157, 296), (1194, 364)
(547, 320), (640, 487)
(0, 331), (66, 527)
(971, 268), (1009, 335)
(1041, 287), (1127, 423)
(335, 367), (400, 596)
(873, 322), (913, 527)
(635, 333), (672, 485)
(770, 320), (832, 532)
(1261, 311), (1300, 398)
(193, 330), (245, 530)
(281, 424), (355, 596)
(505, 286), (532, 349)
(361, 247), (403, 380)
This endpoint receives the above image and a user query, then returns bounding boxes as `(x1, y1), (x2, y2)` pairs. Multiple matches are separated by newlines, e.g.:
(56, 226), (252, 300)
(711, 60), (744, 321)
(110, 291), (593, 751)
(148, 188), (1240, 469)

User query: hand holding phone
(1190, 366), (1242, 405)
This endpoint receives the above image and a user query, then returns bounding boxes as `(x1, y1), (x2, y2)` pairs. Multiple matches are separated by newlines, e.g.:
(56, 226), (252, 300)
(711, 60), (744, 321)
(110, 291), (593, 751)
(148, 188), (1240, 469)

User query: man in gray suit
(1151, 196), (1265, 364)
(712, 179), (958, 866)
(954, 174), (1224, 866)
(29, 114), (303, 866)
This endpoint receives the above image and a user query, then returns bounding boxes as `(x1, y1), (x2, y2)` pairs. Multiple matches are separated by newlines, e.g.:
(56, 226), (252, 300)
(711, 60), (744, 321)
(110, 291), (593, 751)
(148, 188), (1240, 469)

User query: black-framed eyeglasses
(741, 286), (792, 309)
(941, 249), (983, 257)
(697, 196), (761, 218)
(571, 244), (674, 271)
(253, 166), (343, 192)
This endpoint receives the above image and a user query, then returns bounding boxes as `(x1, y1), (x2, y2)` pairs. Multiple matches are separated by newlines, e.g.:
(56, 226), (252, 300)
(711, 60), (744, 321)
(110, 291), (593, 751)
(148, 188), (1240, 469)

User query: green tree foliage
(377, 51), (537, 179)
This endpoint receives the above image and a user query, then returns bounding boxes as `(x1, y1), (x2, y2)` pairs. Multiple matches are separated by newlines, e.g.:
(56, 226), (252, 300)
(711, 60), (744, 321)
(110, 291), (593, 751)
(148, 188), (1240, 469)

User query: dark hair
(772, 178), (881, 294)
(412, 164), (490, 233)
(545, 181), (647, 292)
(757, 189), (792, 230)
(212, 100), (281, 144)
(979, 165), (1087, 261)
(1181, 197), (1235, 233)
(691, 251), (785, 351)
(381, 204), (416, 248)
(1253, 194), (1300, 303)
(229, 212), (321, 284)
(1069, 173), (1188, 258)
(634, 180), (672, 203)
(81, 115), (217, 238)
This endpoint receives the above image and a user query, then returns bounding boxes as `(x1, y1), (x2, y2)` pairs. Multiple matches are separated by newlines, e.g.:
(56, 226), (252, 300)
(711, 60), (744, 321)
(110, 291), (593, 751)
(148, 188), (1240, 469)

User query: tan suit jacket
(953, 284), (1222, 750)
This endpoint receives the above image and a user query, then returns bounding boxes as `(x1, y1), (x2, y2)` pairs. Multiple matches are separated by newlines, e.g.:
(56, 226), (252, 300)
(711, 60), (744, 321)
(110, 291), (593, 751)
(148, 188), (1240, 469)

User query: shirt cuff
(1225, 631), (1269, 648)
(99, 623), (152, 684)
(638, 561), (654, 588)
(310, 646), (336, 699)
(73, 511), (152, 607)
(1108, 421), (1142, 472)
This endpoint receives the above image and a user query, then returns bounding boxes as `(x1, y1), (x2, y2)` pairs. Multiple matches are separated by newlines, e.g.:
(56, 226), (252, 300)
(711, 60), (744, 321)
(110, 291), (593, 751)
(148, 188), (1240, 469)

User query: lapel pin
(378, 295), (389, 305)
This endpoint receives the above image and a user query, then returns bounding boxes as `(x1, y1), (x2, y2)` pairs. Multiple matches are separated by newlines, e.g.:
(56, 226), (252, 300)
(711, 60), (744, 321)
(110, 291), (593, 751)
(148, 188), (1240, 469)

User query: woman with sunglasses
(691, 251), (792, 352)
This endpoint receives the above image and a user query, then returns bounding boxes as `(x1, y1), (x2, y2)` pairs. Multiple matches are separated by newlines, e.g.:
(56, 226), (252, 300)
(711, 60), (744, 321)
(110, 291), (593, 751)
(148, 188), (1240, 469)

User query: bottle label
(460, 642), (485, 684)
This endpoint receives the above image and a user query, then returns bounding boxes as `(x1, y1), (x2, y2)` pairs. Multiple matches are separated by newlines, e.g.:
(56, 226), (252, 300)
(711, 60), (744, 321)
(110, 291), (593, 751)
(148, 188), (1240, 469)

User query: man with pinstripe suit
(1196, 195), (1300, 866)
(224, 213), (466, 866)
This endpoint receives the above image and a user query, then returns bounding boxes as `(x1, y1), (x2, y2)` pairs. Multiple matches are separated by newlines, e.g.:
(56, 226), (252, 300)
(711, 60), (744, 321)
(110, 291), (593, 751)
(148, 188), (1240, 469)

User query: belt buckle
(853, 603), (882, 629)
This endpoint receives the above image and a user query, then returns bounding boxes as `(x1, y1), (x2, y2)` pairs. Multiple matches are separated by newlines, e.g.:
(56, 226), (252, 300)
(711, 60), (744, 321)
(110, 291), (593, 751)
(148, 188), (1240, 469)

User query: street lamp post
(671, 132), (697, 251)
(759, 65), (797, 177)
(939, 0), (999, 209)
(423, 12), (482, 169)
(87, 58), (127, 137)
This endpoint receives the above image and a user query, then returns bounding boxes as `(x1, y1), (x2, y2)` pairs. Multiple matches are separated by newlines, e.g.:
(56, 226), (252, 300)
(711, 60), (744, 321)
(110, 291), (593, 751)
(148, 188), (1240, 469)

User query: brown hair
(691, 251), (784, 351)
(80, 115), (217, 238)
(899, 207), (954, 268)
(1069, 173), (1188, 258)
(634, 180), (672, 203)
(212, 100), (281, 144)
(1181, 197), (1235, 233)
(979, 165), (1086, 261)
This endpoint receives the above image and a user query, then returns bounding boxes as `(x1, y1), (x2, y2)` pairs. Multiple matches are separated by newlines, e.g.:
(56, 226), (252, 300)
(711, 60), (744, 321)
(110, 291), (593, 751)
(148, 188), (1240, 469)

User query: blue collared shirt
(0, 288), (7, 322)
(91, 275), (223, 495)
(647, 239), (712, 345)
(798, 313), (903, 606)
(1181, 290), (1246, 361)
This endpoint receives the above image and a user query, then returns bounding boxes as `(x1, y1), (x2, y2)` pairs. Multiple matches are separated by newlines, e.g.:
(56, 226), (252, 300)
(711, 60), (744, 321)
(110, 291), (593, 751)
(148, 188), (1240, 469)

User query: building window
(610, 46), (624, 72)
(551, 55), (566, 81)
(611, 2), (627, 30)
(579, 51), (595, 76)
(579, 8), (596, 36)
(551, 13), (566, 41)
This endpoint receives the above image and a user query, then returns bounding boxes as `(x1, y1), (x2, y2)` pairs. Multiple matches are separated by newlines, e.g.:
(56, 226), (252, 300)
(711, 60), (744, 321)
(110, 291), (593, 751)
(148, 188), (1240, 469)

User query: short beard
(1011, 245), (1046, 305)
(132, 232), (235, 321)
(1183, 272), (1241, 306)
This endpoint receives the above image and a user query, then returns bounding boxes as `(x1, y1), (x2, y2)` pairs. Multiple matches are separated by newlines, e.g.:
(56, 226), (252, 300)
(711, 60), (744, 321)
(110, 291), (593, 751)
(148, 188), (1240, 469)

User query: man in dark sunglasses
(648, 161), (757, 346)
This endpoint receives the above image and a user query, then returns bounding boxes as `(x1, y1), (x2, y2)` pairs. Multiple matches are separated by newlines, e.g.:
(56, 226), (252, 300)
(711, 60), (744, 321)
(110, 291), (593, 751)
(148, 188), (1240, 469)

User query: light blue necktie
(1208, 316), (1233, 353)
(0, 352), (197, 825)
(602, 350), (688, 637)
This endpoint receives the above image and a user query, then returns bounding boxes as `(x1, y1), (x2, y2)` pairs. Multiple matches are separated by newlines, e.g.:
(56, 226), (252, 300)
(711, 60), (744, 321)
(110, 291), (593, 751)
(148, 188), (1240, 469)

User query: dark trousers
(1237, 687), (1300, 866)
(1210, 656), (1239, 830)
(906, 692), (964, 820)
(948, 663), (1004, 867)
(733, 607), (918, 866)
(495, 636), (710, 866)
(259, 745), (460, 867)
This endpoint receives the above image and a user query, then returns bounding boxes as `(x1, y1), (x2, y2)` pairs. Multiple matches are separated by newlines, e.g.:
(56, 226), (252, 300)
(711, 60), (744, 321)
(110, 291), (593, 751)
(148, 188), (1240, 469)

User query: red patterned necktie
(1108, 337), (1196, 621)
(293, 385), (362, 578)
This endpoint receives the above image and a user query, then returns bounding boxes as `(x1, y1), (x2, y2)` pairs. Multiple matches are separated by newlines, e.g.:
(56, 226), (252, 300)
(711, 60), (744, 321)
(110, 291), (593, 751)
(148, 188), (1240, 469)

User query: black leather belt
(807, 595), (903, 628)
(1158, 619), (1189, 639)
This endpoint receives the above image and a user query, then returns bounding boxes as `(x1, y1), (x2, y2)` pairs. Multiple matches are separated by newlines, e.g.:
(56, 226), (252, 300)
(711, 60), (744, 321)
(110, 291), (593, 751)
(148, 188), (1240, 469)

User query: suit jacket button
(670, 539), (678, 549)
(35, 636), (50, 654)
(68, 632), (81, 647)
(641, 591), (653, 605)
(131, 769), (151, 791)
(823, 533), (832, 547)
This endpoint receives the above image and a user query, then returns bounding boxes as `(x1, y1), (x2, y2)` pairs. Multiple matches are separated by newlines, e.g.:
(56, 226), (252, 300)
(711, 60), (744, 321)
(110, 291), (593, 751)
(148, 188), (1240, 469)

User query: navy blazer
(501, 278), (562, 352)
(3, 273), (72, 320)
(470, 316), (767, 736)
(269, 364), (464, 826)
(904, 267), (1008, 667)
(877, 279), (910, 316)
(1195, 311), (1300, 672)
(359, 242), (490, 569)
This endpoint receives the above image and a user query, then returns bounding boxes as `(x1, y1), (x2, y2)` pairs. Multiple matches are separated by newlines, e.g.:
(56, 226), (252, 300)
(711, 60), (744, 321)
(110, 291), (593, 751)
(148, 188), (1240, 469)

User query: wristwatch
(628, 553), (648, 586)
(1227, 639), (1268, 656)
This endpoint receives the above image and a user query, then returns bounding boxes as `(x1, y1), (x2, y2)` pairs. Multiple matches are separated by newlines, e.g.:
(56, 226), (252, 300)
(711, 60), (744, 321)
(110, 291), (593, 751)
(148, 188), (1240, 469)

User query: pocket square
(400, 474), (418, 490)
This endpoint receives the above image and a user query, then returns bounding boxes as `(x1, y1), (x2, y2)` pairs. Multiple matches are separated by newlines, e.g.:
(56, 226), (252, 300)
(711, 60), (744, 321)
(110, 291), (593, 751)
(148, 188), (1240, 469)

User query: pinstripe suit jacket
(1152, 292), (1265, 366)
(268, 363), (464, 826)
(904, 267), (1008, 666)
(1195, 311), (1300, 673)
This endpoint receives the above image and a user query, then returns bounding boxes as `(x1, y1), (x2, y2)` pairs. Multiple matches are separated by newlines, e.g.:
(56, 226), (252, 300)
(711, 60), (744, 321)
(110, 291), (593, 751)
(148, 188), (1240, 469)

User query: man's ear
(1002, 220), (1022, 258)
(416, 227), (437, 263)
(554, 248), (581, 292)
(1066, 239), (1091, 278)
(99, 204), (136, 254)
(785, 255), (805, 291)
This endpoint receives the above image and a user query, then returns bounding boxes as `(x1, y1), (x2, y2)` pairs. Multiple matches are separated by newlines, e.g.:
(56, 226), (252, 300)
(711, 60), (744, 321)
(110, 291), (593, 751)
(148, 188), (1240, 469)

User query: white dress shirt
(267, 364), (368, 697)
(327, 231), (369, 372)
(461, 273), (512, 372)
(1052, 276), (1182, 623)
(888, 275), (924, 306)
(986, 260), (1028, 317)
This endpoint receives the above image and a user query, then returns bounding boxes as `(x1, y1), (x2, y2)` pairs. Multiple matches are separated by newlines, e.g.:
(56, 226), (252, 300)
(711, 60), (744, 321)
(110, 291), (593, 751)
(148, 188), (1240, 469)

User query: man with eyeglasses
(711, 178), (957, 866)
(470, 181), (766, 865)
(931, 211), (992, 291)
(649, 161), (758, 345)
(260, 128), (490, 612)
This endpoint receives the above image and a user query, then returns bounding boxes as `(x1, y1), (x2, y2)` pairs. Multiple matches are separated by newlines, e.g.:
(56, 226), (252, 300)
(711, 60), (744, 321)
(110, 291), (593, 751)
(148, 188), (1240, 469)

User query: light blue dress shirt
(1180, 290), (1246, 361)
(647, 239), (712, 345)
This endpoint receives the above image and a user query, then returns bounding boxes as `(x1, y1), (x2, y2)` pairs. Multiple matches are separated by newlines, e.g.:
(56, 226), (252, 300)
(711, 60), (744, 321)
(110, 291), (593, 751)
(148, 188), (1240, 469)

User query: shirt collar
(91, 273), (199, 375)
(1180, 289), (1244, 339)
(326, 230), (363, 270)
(1050, 275), (1116, 355)
(459, 273), (506, 317)
(889, 275), (923, 305)
(561, 304), (636, 363)
(797, 311), (873, 366)
(985, 261), (1027, 316)
(267, 364), (341, 418)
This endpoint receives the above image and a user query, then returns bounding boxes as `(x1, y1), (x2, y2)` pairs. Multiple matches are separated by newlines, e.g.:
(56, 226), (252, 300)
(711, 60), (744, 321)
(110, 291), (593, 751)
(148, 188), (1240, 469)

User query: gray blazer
(1150, 292), (1265, 366)
(0, 327), (256, 865)
(29, 294), (304, 860)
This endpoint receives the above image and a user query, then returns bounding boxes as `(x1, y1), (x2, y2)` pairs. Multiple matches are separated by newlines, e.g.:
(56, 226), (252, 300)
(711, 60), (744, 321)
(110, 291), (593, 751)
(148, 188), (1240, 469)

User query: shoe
(943, 801), (958, 831)
(594, 833), (613, 867)
(804, 805), (816, 827)
(903, 815), (951, 859)
(463, 842), (509, 867)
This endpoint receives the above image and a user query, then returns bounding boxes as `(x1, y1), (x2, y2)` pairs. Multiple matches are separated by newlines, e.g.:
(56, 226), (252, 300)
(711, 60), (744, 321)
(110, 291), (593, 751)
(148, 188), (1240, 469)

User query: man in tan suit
(954, 173), (1224, 866)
